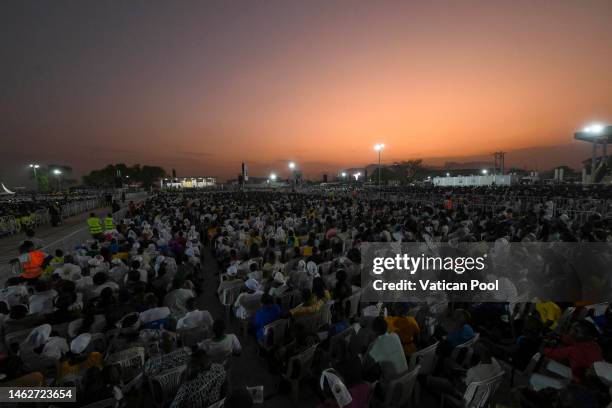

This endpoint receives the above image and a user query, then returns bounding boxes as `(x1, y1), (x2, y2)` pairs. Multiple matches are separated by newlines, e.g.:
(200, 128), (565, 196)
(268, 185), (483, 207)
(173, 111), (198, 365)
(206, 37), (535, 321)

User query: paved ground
(0, 206), (112, 263)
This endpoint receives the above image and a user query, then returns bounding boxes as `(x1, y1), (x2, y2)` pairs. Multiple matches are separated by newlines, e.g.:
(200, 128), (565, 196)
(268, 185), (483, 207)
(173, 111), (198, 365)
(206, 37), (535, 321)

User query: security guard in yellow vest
(87, 213), (103, 237)
(104, 214), (116, 231)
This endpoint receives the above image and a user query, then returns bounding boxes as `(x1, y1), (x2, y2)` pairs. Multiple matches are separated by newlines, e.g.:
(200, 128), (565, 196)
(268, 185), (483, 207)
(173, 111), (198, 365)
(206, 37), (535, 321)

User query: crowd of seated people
(0, 188), (611, 407)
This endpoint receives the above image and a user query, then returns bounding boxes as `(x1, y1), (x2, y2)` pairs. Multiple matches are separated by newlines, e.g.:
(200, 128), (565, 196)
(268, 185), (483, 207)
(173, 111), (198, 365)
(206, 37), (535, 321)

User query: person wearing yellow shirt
(535, 300), (562, 330)
(56, 334), (102, 380)
(385, 307), (421, 356)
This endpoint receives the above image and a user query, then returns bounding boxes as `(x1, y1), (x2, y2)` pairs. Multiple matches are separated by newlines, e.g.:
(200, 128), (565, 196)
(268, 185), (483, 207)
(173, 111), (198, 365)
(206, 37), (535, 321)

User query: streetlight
(353, 172), (361, 181)
(341, 172), (347, 178)
(446, 173), (450, 177)
(374, 144), (385, 197)
(29, 164), (40, 190)
(269, 173), (277, 182)
(481, 169), (488, 175)
(53, 169), (62, 191)
(288, 162), (297, 188)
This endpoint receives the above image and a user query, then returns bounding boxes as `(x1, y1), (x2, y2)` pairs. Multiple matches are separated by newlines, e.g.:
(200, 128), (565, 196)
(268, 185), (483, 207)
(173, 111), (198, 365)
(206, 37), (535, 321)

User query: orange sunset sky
(2, 0), (612, 183)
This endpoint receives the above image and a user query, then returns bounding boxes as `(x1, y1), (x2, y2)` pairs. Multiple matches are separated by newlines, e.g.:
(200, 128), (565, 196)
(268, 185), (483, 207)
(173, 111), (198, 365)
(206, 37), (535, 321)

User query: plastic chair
(144, 347), (192, 377)
(451, 333), (480, 368)
(283, 343), (319, 403)
(260, 318), (289, 352)
(105, 346), (145, 382)
(444, 370), (505, 408)
(149, 364), (188, 408)
(378, 365), (421, 408)
(408, 341), (439, 375)
(221, 282), (243, 320)
(207, 398), (225, 408)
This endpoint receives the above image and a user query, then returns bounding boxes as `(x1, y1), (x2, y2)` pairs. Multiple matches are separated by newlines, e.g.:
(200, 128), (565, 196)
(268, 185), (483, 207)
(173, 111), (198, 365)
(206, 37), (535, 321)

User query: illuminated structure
(574, 123), (612, 183)
(161, 176), (216, 189)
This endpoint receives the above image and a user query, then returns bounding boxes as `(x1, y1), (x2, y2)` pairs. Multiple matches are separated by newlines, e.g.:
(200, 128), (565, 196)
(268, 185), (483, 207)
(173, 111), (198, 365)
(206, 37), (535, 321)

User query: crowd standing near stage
(0, 185), (611, 408)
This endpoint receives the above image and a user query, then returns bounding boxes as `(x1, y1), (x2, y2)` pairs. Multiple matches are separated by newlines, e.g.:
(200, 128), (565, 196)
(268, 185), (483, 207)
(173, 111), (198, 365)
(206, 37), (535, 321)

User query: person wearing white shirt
(28, 281), (57, 315)
(164, 282), (195, 318)
(198, 319), (241, 360)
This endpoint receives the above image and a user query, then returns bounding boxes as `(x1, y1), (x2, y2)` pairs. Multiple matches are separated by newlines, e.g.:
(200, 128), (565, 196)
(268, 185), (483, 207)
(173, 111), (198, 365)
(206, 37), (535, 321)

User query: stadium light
(288, 161), (296, 170)
(374, 144), (385, 151)
(353, 172), (361, 181)
(341, 172), (347, 177)
(582, 123), (605, 134)
(269, 173), (277, 181)
(481, 169), (488, 175)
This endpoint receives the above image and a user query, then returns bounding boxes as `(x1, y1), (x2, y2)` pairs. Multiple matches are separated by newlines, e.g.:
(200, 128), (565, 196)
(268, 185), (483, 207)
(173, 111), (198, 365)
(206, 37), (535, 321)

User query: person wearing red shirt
(544, 320), (603, 382)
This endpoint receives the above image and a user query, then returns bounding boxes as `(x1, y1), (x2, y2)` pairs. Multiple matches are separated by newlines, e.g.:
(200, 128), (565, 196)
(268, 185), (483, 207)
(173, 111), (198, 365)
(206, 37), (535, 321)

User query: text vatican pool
(372, 279), (499, 292)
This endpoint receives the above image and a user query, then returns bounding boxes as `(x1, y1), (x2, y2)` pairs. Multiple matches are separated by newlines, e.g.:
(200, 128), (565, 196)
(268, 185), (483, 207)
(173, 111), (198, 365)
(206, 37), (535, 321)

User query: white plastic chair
(149, 364), (188, 408)
(379, 364), (421, 408)
(105, 346), (145, 382)
(459, 370), (505, 408)
(283, 343), (319, 403)
(451, 333), (480, 368)
(260, 318), (289, 352)
(409, 341), (439, 375)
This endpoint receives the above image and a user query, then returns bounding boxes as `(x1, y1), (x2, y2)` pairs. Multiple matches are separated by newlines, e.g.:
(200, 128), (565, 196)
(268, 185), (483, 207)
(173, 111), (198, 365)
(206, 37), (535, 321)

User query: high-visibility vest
(21, 250), (46, 279)
(104, 216), (115, 231)
(87, 217), (102, 234)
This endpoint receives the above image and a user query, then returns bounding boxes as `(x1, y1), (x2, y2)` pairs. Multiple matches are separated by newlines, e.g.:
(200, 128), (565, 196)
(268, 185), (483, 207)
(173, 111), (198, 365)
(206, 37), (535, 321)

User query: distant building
(161, 176), (216, 189)
(433, 174), (518, 187)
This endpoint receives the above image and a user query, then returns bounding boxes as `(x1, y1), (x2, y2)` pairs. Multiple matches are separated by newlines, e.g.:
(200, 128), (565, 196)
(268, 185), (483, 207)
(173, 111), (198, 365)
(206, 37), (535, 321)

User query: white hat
(227, 265), (238, 276)
(245, 278), (262, 292)
(42, 337), (69, 360)
(70, 333), (91, 354)
(27, 324), (51, 348)
(320, 369), (352, 407)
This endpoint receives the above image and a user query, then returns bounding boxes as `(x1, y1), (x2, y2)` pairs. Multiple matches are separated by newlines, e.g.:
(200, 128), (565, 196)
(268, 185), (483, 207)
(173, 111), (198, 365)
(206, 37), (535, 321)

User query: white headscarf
(227, 265), (238, 276)
(307, 261), (319, 277)
(27, 324), (51, 348)
(70, 333), (91, 354)
(245, 278), (262, 292)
